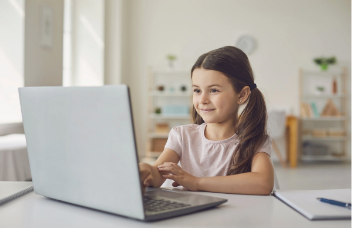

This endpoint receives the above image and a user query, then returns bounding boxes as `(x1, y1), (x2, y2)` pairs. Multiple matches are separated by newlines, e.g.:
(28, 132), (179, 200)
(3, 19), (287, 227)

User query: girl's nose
(199, 93), (209, 104)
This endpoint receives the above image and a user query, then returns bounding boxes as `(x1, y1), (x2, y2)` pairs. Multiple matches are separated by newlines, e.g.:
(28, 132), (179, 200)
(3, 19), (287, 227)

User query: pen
(317, 198), (351, 210)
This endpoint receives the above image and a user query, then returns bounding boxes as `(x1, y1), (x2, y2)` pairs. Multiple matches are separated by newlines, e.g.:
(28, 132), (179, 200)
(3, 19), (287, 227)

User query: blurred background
(0, 0), (350, 190)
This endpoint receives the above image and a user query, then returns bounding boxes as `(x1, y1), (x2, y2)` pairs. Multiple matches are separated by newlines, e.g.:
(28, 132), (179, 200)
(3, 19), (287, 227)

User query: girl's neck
(204, 120), (238, 141)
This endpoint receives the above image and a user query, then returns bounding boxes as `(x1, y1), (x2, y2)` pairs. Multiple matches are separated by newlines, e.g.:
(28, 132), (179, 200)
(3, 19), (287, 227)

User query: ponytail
(226, 88), (268, 175)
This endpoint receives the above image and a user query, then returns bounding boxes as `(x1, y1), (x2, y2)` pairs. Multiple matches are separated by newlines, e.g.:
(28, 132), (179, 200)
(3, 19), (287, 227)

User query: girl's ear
(238, 86), (251, 104)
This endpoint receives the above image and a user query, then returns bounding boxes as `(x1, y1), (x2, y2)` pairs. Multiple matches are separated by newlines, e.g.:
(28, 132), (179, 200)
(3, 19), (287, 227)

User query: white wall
(120, 0), (351, 159)
(71, 0), (104, 86)
(0, 0), (24, 123)
(24, 0), (64, 87)
(104, 0), (123, 85)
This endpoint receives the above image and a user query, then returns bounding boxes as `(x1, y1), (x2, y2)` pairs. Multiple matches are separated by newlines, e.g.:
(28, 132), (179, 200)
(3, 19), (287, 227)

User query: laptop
(18, 85), (227, 221)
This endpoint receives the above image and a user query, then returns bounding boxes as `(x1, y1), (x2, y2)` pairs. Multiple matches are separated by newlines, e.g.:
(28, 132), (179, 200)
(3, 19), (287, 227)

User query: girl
(139, 46), (274, 195)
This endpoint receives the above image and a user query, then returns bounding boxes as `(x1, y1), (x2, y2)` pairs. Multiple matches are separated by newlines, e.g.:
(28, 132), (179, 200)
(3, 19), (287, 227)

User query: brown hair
(190, 46), (268, 175)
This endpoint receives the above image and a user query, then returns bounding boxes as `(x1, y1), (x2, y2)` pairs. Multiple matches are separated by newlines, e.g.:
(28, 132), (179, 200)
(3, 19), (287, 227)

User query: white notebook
(0, 182), (33, 206)
(273, 189), (351, 220)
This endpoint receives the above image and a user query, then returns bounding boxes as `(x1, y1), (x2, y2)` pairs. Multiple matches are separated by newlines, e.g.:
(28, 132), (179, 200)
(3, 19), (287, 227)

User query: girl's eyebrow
(192, 84), (223, 87)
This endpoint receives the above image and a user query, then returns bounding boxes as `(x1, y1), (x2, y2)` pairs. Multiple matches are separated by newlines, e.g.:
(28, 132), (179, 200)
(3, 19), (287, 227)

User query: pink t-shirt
(164, 123), (272, 177)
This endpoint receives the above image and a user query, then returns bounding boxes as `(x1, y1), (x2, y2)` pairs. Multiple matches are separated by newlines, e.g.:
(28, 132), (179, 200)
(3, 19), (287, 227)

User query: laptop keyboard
(144, 196), (191, 213)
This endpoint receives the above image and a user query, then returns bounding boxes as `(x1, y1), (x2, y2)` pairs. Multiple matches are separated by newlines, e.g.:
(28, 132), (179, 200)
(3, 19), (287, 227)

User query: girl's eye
(193, 89), (219, 93)
(210, 89), (218, 93)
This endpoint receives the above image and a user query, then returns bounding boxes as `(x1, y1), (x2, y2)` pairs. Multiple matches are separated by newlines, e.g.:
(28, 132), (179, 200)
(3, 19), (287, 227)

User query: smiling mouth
(200, 109), (215, 113)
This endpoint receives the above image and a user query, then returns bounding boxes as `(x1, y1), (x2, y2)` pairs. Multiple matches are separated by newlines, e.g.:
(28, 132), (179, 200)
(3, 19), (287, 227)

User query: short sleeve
(255, 135), (272, 157)
(164, 126), (182, 157)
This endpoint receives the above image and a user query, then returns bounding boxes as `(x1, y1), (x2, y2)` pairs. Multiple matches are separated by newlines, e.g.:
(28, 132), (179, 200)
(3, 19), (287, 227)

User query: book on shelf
(310, 102), (319, 117)
(301, 103), (313, 117)
(301, 102), (321, 118)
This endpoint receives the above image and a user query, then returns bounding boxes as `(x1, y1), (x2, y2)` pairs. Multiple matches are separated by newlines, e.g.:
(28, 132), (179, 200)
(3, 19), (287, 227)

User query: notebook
(273, 189), (351, 220)
(0, 182), (33, 206)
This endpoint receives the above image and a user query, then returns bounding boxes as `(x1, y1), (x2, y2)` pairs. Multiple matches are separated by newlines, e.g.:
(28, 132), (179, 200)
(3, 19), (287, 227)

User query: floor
(273, 161), (351, 190)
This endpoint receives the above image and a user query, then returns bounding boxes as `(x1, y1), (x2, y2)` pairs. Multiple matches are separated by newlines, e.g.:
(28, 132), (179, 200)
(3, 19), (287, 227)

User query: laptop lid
(19, 85), (145, 220)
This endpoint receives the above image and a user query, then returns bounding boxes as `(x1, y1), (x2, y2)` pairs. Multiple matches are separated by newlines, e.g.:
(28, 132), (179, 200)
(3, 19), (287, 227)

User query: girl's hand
(139, 163), (154, 195)
(157, 162), (200, 191)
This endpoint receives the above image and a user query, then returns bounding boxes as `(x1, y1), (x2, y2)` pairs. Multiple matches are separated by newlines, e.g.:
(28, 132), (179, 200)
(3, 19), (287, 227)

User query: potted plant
(166, 54), (177, 69)
(313, 56), (336, 71)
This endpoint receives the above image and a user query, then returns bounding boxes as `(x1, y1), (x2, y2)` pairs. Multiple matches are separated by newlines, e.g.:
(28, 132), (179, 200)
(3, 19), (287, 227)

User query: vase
(320, 63), (328, 71)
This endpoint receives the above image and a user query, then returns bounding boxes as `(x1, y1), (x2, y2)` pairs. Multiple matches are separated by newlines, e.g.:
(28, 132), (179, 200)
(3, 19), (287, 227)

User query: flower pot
(320, 63), (328, 71)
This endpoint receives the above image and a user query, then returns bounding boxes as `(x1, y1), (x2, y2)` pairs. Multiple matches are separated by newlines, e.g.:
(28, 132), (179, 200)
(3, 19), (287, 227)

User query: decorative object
(301, 102), (319, 117)
(180, 85), (187, 92)
(312, 129), (327, 137)
(313, 56), (336, 71)
(332, 76), (337, 94)
(169, 86), (175, 92)
(328, 129), (345, 137)
(156, 85), (165, 92)
(151, 138), (168, 152)
(316, 86), (325, 94)
(155, 123), (169, 133)
(41, 6), (54, 48)
(166, 54), (177, 69)
(302, 129), (311, 136)
(310, 102), (319, 117)
(300, 103), (312, 117)
(321, 99), (340, 116)
(162, 105), (189, 115)
(155, 107), (161, 114)
(302, 142), (328, 155)
(235, 35), (256, 55)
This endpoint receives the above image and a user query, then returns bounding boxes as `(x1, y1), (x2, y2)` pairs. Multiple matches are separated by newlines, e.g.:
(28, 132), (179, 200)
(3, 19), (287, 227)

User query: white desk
(0, 182), (350, 228)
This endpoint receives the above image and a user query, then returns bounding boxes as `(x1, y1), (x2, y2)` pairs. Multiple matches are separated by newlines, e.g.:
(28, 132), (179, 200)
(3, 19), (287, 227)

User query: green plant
(313, 56), (337, 71)
(166, 54), (177, 61)
(155, 107), (161, 114)
(166, 54), (177, 68)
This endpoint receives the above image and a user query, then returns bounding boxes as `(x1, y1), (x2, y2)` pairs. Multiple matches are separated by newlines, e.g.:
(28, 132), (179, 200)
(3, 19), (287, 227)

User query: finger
(139, 168), (151, 183)
(162, 162), (176, 166)
(172, 181), (180, 187)
(143, 175), (153, 187)
(158, 167), (180, 176)
(157, 166), (173, 171)
(158, 163), (179, 170)
(163, 174), (176, 181)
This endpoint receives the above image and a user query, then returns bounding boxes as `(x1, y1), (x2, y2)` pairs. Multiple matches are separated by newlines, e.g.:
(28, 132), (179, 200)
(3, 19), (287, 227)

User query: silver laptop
(18, 85), (227, 221)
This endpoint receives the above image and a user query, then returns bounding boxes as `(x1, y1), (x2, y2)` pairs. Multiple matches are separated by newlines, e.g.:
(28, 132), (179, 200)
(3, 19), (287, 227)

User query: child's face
(192, 68), (239, 124)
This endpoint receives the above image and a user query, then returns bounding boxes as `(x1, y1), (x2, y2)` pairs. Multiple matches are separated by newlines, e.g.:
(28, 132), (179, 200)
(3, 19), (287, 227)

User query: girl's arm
(139, 148), (180, 188)
(197, 152), (274, 195)
(159, 152), (274, 195)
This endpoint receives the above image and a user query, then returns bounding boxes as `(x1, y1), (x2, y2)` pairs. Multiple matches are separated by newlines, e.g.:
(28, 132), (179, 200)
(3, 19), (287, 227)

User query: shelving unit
(299, 67), (348, 162)
(145, 67), (193, 160)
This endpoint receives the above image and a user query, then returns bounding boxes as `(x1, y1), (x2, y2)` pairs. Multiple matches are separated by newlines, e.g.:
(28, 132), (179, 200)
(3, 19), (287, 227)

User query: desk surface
(0, 182), (350, 228)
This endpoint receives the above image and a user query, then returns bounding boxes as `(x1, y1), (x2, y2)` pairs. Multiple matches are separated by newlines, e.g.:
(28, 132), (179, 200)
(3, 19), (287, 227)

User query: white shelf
(302, 136), (346, 141)
(153, 70), (189, 74)
(302, 70), (343, 76)
(150, 114), (190, 119)
(150, 91), (191, 97)
(148, 151), (163, 157)
(302, 94), (345, 98)
(301, 154), (345, 162)
(301, 116), (346, 121)
(148, 132), (169, 138)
